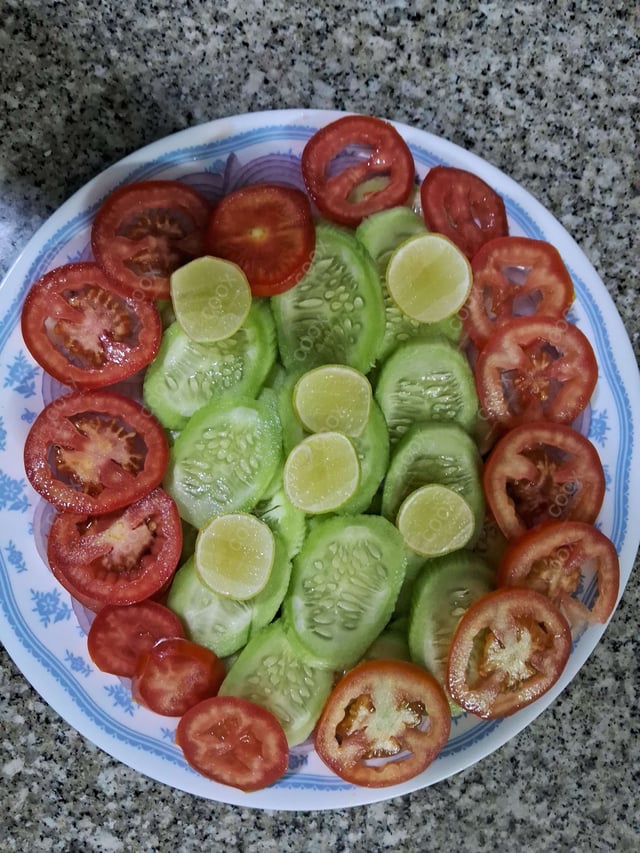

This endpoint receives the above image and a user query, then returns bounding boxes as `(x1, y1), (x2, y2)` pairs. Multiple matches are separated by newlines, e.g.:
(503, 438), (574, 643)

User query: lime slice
(396, 484), (475, 557)
(195, 513), (275, 600)
(170, 255), (252, 343)
(283, 432), (360, 514)
(386, 233), (472, 323)
(292, 364), (372, 437)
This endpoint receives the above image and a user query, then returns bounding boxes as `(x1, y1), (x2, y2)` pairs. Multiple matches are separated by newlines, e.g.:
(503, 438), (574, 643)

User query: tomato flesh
(47, 488), (182, 606)
(132, 637), (225, 717)
(314, 659), (451, 788)
(484, 421), (605, 540)
(497, 520), (619, 626)
(176, 695), (289, 792)
(301, 115), (416, 227)
(91, 180), (210, 301)
(21, 262), (162, 390)
(463, 237), (575, 347)
(420, 166), (509, 260)
(87, 600), (185, 677)
(206, 183), (315, 296)
(475, 315), (598, 429)
(447, 588), (572, 718)
(24, 389), (168, 514)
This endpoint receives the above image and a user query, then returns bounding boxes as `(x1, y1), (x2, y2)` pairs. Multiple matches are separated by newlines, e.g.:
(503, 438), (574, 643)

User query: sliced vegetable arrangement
(20, 113), (620, 795)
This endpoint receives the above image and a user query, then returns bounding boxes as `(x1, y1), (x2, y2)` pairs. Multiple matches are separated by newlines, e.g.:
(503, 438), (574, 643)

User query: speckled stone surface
(1, 1), (639, 850)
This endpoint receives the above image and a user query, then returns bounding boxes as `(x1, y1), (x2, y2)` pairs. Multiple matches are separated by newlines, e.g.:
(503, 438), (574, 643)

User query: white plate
(1, 109), (639, 811)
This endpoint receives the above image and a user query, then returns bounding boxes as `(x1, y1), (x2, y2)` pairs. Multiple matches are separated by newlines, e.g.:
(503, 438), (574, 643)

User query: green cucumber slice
(355, 207), (461, 362)
(271, 222), (385, 375)
(283, 514), (407, 669)
(253, 485), (307, 560)
(164, 395), (282, 528)
(364, 616), (411, 662)
(218, 619), (334, 746)
(408, 550), (495, 710)
(339, 399), (389, 515)
(375, 338), (479, 446)
(143, 301), (276, 430)
(381, 422), (485, 540)
(166, 533), (292, 659)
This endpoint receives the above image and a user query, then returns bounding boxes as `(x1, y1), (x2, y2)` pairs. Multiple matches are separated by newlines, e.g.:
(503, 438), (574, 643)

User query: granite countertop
(1, 1), (639, 850)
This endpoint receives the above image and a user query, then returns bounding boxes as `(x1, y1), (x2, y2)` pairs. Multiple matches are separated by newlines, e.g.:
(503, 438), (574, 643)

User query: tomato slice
(205, 183), (315, 296)
(484, 421), (606, 540)
(24, 389), (168, 514)
(301, 115), (416, 227)
(496, 520), (620, 627)
(176, 696), (289, 792)
(463, 237), (575, 348)
(91, 180), (210, 301)
(314, 659), (451, 788)
(420, 166), (509, 260)
(475, 315), (598, 429)
(47, 488), (182, 606)
(447, 587), (572, 719)
(87, 600), (185, 677)
(21, 262), (162, 390)
(132, 637), (225, 717)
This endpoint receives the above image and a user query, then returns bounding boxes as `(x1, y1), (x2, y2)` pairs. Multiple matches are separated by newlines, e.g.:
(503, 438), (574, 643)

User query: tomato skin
(301, 115), (416, 227)
(24, 389), (169, 514)
(475, 315), (598, 429)
(87, 600), (185, 677)
(420, 166), (509, 260)
(205, 183), (316, 296)
(484, 421), (605, 540)
(463, 237), (575, 348)
(176, 696), (289, 792)
(496, 520), (620, 626)
(47, 488), (183, 606)
(447, 587), (572, 719)
(314, 659), (451, 788)
(91, 180), (211, 301)
(21, 263), (162, 390)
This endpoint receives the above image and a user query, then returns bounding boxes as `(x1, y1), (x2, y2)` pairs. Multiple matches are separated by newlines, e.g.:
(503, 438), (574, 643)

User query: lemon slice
(170, 255), (252, 342)
(283, 432), (360, 514)
(195, 513), (275, 600)
(396, 484), (475, 557)
(292, 364), (372, 437)
(386, 233), (472, 323)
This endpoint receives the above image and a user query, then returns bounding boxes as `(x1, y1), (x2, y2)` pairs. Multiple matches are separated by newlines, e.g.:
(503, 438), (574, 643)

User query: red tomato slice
(176, 696), (289, 792)
(301, 115), (416, 227)
(24, 389), (168, 514)
(87, 600), (185, 677)
(314, 659), (451, 788)
(47, 488), (182, 607)
(463, 236), (575, 348)
(132, 638), (226, 717)
(91, 180), (210, 301)
(496, 520), (620, 627)
(475, 315), (598, 429)
(21, 262), (162, 390)
(447, 587), (572, 719)
(205, 183), (315, 296)
(484, 421), (606, 540)
(420, 166), (509, 260)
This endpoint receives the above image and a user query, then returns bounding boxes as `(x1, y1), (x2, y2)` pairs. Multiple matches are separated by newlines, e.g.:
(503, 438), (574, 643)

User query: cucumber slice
(167, 534), (292, 658)
(283, 514), (407, 669)
(143, 301), (276, 430)
(253, 485), (307, 560)
(375, 338), (479, 446)
(381, 422), (485, 540)
(271, 222), (385, 375)
(408, 550), (495, 709)
(355, 207), (461, 363)
(363, 616), (411, 662)
(164, 395), (282, 528)
(218, 619), (334, 746)
(339, 399), (389, 515)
